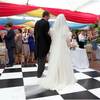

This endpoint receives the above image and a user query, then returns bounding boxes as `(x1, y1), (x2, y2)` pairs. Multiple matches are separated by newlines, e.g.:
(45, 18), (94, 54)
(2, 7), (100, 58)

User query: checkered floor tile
(0, 64), (100, 100)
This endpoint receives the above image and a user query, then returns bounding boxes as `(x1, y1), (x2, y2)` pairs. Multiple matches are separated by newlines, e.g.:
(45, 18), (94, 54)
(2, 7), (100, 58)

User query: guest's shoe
(7, 64), (13, 67)
(6, 64), (9, 66)
(33, 64), (37, 67)
(31, 61), (34, 63)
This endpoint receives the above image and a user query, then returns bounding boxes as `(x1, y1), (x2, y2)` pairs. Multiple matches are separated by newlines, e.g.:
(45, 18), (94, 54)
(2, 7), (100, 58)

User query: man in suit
(4, 24), (15, 67)
(34, 11), (51, 78)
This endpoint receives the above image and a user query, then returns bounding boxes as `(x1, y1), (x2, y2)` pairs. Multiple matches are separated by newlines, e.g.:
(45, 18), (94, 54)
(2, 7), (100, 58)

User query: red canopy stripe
(0, 25), (34, 30)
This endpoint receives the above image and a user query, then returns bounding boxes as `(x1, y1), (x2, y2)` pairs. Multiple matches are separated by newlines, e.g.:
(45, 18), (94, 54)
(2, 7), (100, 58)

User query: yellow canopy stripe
(22, 27), (34, 30)
(25, 8), (54, 17)
(22, 21), (35, 26)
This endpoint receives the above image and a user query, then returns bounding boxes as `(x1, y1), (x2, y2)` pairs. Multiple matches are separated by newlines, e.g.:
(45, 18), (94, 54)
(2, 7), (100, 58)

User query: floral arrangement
(93, 32), (100, 44)
(91, 26), (100, 44)
(6, 22), (13, 27)
(91, 17), (100, 44)
(70, 42), (77, 50)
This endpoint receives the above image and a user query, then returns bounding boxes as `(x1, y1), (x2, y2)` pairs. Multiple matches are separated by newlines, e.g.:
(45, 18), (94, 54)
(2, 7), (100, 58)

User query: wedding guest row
(0, 23), (35, 66)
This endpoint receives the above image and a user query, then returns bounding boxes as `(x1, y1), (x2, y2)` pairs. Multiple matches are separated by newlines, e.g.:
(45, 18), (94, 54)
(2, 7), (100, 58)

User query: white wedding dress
(38, 14), (76, 90)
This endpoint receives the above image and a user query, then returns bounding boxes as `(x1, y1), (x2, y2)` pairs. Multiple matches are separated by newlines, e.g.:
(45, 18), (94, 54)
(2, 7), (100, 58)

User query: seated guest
(15, 28), (22, 64)
(3, 22), (15, 67)
(27, 28), (35, 63)
(22, 28), (30, 62)
(78, 30), (85, 49)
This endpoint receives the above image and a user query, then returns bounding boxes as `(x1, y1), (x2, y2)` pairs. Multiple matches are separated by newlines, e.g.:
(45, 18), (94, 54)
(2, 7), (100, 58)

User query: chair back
(85, 44), (93, 53)
(0, 43), (6, 56)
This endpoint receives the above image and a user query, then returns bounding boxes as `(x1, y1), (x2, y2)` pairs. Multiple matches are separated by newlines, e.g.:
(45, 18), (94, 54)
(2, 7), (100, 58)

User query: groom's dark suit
(34, 18), (51, 77)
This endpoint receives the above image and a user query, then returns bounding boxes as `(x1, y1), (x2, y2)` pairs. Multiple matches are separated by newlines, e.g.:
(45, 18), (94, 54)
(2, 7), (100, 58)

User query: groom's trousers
(37, 56), (46, 77)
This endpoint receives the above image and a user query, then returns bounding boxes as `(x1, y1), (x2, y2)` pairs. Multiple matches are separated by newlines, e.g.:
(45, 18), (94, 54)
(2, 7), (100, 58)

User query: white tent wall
(1, 0), (93, 10)
(78, 25), (90, 30)
(1, 0), (100, 15)
(77, 0), (100, 15)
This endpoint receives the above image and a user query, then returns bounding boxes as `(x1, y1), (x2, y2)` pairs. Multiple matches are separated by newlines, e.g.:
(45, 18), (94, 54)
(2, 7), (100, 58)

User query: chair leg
(21, 55), (23, 65)
(91, 53), (93, 61)
(26, 56), (28, 65)
(15, 55), (17, 64)
(4, 56), (6, 66)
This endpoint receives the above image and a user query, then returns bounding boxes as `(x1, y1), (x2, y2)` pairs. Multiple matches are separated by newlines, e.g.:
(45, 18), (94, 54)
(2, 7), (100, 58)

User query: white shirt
(69, 31), (72, 40)
(22, 33), (28, 43)
(78, 34), (85, 42)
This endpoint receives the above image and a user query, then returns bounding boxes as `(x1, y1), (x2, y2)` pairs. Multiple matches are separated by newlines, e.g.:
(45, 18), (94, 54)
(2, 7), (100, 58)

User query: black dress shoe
(37, 75), (41, 78)
(37, 74), (42, 78)
(37, 74), (46, 78)
(6, 64), (9, 66)
(7, 64), (13, 67)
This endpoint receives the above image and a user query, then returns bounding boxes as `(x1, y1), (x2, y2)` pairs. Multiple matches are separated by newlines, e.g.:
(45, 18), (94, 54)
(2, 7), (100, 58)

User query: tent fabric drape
(25, 8), (54, 17)
(0, 3), (100, 23)
(22, 21), (35, 26)
(49, 21), (90, 29)
(0, 25), (34, 30)
(0, 23), (90, 30)
(0, 18), (33, 25)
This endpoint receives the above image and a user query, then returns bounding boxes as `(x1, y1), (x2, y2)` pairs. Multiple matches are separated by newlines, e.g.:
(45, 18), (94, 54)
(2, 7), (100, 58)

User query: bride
(38, 14), (76, 90)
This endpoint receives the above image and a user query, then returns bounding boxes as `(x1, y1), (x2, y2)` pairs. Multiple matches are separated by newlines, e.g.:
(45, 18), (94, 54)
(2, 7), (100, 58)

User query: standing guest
(78, 30), (85, 49)
(27, 28), (35, 63)
(22, 28), (30, 62)
(92, 33), (97, 60)
(87, 31), (92, 44)
(84, 31), (88, 46)
(34, 10), (51, 78)
(0, 35), (2, 42)
(15, 28), (22, 64)
(0, 32), (3, 42)
(76, 31), (80, 45)
(72, 34), (76, 42)
(69, 27), (72, 40)
(0, 30), (3, 42)
(4, 22), (15, 67)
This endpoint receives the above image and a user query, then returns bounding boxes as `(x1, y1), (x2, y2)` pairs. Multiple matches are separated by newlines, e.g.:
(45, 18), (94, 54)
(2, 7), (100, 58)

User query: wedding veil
(50, 14), (70, 47)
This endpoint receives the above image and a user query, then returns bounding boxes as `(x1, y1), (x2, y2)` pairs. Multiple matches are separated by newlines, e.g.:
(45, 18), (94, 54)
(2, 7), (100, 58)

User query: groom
(34, 11), (51, 78)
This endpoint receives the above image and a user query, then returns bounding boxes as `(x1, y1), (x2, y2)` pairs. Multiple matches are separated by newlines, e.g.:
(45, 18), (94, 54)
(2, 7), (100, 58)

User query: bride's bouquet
(70, 42), (77, 50)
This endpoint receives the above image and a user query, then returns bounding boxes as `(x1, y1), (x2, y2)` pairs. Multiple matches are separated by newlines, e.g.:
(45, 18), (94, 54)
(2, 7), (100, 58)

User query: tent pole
(26, 0), (29, 5)
(73, 0), (94, 11)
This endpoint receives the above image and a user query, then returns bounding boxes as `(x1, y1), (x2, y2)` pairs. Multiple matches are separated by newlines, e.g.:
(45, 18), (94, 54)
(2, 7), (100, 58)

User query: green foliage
(91, 23), (98, 30)
(93, 26), (100, 44)
(98, 26), (100, 32)
(72, 29), (80, 35)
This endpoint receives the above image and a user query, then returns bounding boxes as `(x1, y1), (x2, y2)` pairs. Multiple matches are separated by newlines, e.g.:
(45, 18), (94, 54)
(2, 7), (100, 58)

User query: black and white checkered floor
(0, 63), (100, 100)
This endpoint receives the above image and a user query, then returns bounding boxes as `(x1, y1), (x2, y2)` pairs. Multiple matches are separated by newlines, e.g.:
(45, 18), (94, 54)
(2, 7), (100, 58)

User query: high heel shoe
(31, 61), (34, 63)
